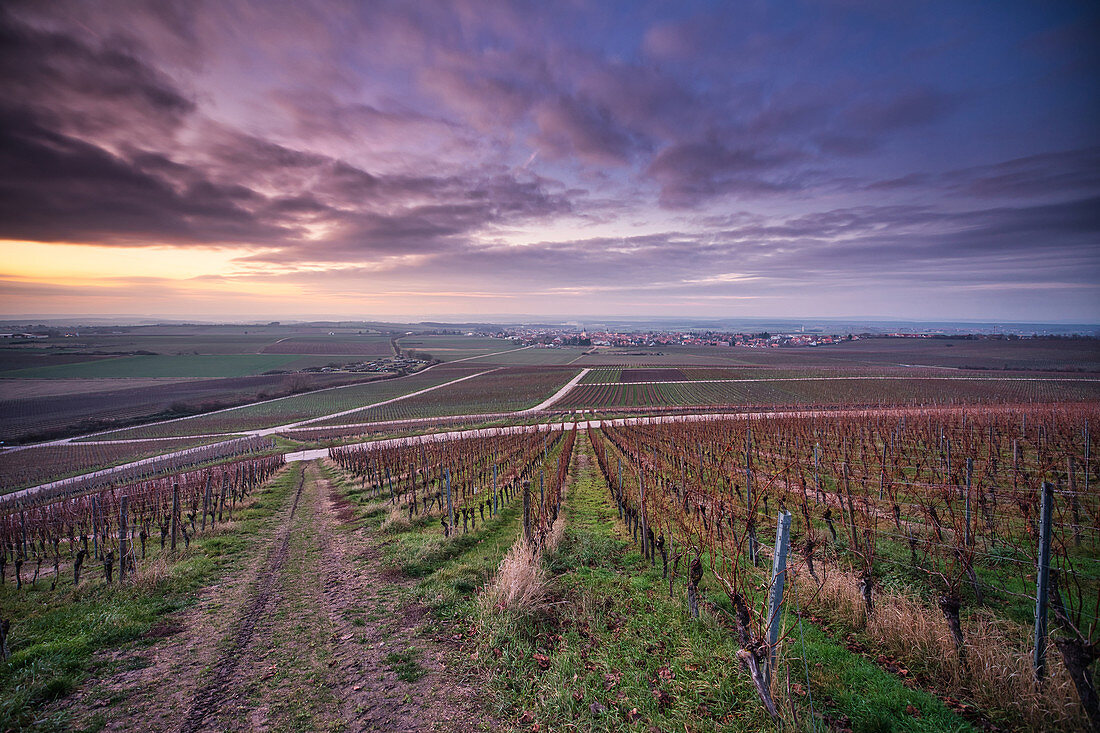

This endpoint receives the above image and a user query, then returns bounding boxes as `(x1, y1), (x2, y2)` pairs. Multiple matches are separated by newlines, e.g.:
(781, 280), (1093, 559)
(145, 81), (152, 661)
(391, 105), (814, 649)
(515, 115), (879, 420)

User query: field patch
(313, 366), (581, 425)
(0, 377), (210, 400)
(0, 354), (306, 379)
(2, 372), (383, 443)
(466, 346), (588, 365)
(397, 335), (503, 350)
(573, 346), (753, 366)
(554, 376), (1100, 409)
(260, 336), (394, 356)
(619, 368), (686, 382)
(90, 365), (486, 438)
(0, 351), (113, 373)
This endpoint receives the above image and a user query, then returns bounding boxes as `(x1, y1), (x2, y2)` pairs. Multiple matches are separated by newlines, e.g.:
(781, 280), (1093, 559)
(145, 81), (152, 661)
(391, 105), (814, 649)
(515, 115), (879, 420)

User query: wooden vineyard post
(945, 437), (952, 487)
(842, 462), (859, 551)
(446, 468), (454, 536)
(1085, 426), (1090, 500)
(493, 464), (498, 517)
(219, 471), (227, 523)
(765, 511), (792, 689)
(118, 495), (129, 582)
(1034, 481), (1054, 681)
(171, 482), (180, 551)
(667, 528), (675, 598)
(638, 471), (649, 564)
(879, 439), (887, 501)
(1013, 440), (1018, 495)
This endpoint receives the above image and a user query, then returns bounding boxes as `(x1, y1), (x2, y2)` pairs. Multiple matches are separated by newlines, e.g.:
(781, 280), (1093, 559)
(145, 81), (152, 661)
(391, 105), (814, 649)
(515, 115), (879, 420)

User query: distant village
(489, 327), (1062, 350)
(497, 328), (856, 349)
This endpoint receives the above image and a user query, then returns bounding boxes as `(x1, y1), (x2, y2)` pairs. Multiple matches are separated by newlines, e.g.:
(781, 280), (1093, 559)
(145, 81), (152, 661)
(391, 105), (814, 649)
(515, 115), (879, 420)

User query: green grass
(470, 436), (978, 732)
(0, 463), (303, 731)
(384, 647), (426, 682)
(0, 354), (307, 379)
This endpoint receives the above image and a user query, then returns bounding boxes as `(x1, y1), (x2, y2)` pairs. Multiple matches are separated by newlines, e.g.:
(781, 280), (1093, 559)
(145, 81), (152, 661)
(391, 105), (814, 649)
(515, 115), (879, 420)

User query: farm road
(581, 375), (1100, 385)
(519, 367), (589, 412)
(259, 367), (501, 434)
(61, 460), (481, 732)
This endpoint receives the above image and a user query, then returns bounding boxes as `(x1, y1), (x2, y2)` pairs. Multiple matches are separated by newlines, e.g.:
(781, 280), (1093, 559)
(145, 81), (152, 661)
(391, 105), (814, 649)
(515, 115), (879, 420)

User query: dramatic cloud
(0, 1), (1097, 321)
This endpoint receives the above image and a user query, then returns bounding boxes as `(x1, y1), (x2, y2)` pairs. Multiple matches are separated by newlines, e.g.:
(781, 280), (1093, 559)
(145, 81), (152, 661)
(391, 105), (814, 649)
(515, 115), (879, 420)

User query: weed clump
(479, 541), (550, 620)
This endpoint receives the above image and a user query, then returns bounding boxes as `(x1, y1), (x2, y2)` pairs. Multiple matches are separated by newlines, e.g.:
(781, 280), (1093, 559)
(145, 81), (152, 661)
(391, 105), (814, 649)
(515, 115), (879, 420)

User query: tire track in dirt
(178, 469), (307, 733)
(313, 460), (486, 732)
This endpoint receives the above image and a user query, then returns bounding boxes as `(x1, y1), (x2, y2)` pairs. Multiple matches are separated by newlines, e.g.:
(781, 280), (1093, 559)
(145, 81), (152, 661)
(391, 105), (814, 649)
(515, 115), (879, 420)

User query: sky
(1, 0), (1098, 323)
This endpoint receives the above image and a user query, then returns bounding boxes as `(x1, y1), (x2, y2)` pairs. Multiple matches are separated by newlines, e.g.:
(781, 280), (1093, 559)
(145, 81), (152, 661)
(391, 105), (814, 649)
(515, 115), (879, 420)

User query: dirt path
(58, 461), (486, 732)
(311, 461), (483, 732)
(178, 469), (312, 732)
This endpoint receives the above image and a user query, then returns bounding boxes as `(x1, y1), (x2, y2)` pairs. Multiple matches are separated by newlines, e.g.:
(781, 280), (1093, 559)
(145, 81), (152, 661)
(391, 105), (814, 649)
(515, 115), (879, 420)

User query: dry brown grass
(479, 540), (551, 619)
(380, 503), (412, 533)
(131, 552), (173, 589)
(789, 562), (1087, 731)
(360, 497), (394, 515)
(544, 509), (567, 553)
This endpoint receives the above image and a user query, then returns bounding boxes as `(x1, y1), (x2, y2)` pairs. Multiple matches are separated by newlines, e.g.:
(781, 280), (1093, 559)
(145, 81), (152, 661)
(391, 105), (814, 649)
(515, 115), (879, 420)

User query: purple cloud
(0, 0), (1096, 321)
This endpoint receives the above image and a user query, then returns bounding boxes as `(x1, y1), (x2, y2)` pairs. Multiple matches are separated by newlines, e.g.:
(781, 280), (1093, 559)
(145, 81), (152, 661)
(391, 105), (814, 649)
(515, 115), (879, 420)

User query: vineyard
(582, 404), (1099, 730)
(0, 436), (239, 494)
(580, 366), (1100, 383)
(2, 437), (278, 507)
(0, 452), (285, 592)
(313, 367), (580, 426)
(555, 377), (1100, 410)
(0, 401), (1097, 731)
(330, 425), (575, 546)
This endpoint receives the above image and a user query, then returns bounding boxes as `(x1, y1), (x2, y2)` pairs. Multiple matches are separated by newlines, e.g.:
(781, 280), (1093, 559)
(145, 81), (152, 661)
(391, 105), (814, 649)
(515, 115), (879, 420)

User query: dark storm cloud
(0, 6), (577, 250)
(0, 109), (284, 244)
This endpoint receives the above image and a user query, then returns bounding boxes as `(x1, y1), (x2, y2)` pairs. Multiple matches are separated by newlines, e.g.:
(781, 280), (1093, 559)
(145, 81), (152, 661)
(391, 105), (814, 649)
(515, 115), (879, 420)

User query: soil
(56, 460), (486, 732)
